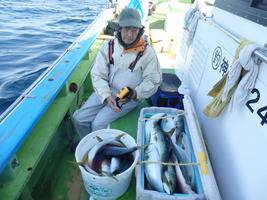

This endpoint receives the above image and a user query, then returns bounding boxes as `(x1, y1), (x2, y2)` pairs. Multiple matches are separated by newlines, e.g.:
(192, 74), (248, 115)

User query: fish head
(161, 116), (176, 134)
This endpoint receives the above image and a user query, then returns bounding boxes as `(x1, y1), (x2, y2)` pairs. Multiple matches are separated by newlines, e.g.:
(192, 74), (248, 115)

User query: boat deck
(34, 1), (188, 199)
(0, 1), (192, 199)
(46, 100), (149, 200)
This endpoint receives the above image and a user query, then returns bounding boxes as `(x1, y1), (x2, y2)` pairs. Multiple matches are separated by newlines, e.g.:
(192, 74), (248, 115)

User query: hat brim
(119, 19), (143, 28)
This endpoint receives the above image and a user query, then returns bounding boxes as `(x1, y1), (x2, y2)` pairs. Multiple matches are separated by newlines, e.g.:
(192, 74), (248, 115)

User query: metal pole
(207, 18), (267, 64)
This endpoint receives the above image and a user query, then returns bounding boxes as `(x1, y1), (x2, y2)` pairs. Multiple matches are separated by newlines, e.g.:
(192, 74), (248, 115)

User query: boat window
(215, 0), (267, 26)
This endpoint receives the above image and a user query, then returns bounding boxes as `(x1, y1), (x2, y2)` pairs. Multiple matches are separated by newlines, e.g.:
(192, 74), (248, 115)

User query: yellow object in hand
(117, 87), (131, 100)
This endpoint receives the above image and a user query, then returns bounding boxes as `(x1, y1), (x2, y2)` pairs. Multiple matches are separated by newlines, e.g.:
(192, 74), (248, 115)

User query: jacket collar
(123, 37), (146, 53)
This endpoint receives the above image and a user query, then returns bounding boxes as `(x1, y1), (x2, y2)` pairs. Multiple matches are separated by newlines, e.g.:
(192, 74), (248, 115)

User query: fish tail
(95, 136), (103, 142)
(116, 133), (126, 139)
(67, 160), (80, 165)
(76, 161), (86, 165)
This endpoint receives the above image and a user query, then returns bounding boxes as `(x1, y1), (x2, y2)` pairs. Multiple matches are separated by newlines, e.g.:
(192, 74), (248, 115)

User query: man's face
(121, 27), (140, 44)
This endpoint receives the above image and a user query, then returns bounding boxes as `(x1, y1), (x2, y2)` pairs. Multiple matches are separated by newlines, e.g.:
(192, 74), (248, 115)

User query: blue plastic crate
(148, 89), (184, 110)
(136, 107), (205, 200)
(148, 73), (184, 109)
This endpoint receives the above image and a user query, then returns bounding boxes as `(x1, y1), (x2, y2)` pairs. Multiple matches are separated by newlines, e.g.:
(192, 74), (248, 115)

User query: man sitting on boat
(72, 7), (162, 140)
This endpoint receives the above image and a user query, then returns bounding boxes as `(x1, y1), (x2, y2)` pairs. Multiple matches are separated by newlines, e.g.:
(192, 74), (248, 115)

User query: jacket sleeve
(91, 41), (111, 103)
(135, 48), (162, 99)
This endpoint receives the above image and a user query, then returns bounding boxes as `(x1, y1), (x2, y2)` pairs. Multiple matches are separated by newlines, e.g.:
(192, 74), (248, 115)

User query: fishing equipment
(115, 86), (136, 109)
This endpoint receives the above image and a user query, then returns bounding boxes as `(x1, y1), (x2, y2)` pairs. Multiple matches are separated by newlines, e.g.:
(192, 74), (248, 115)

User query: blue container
(148, 73), (184, 109)
(136, 107), (205, 200)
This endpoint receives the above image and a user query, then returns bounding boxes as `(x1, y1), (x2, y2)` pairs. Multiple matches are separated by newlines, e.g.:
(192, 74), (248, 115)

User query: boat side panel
(0, 35), (97, 174)
(0, 40), (103, 199)
(213, 7), (267, 44)
(185, 16), (267, 200)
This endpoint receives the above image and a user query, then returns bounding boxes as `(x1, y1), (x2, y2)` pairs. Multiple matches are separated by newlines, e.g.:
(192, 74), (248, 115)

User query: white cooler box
(135, 95), (221, 200)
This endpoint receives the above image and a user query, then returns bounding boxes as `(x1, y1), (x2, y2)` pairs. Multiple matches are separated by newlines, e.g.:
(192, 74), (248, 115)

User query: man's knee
(73, 110), (82, 125)
(91, 119), (109, 131)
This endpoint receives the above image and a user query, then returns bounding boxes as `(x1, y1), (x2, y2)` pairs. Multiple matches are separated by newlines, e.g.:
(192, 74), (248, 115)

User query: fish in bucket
(75, 129), (140, 200)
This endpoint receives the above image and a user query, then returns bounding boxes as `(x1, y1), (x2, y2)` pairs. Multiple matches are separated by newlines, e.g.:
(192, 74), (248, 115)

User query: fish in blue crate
(144, 113), (168, 192)
(142, 112), (196, 194)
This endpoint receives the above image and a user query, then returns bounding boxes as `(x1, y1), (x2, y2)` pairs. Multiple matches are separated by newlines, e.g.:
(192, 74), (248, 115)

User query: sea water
(0, 0), (109, 115)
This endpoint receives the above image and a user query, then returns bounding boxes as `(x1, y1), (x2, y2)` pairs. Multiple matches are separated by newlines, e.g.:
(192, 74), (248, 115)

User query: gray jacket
(91, 38), (162, 103)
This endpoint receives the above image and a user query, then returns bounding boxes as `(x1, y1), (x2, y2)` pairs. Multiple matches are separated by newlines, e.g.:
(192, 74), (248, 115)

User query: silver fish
(161, 115), (176, 134)
(145, 113), (166, 144)
(170, 131), (194, 186)
(88, 134), (125, 169)
(162, 162), (177, 194)
(149, 116), (168, 161)
(176, 115), (184, 133)
(101, 158), (111, 174)
(171, 153), (195, 194)
(110, 157), (120, 174)
(144, 113), (168, 192)
(101, 145), (140, 157)
(145, 143), (164, 192)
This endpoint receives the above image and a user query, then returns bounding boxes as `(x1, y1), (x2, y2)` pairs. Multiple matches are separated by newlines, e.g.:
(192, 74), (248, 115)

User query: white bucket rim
(75, 129), (139, 179)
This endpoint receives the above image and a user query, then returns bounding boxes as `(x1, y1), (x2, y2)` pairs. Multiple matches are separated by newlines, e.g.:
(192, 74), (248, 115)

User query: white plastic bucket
(75, 129), (139, 200)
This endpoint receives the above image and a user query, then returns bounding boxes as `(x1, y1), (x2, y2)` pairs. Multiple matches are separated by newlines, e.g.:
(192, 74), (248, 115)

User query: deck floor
(46, 101), (149, 200)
